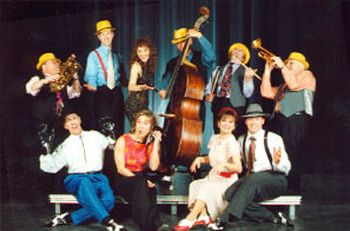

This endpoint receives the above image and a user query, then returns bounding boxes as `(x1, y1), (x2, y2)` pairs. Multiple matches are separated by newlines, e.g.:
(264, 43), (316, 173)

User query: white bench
(49, 194), (301, 220)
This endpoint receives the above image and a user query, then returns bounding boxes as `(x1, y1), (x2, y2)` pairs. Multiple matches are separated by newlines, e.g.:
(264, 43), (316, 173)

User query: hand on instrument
(159, 90), (167, 99)
(187, 29), (203, 39)
(43, 74), (60, 84)
(205, 93), (215, 103)
(271, 56), (285, 69)
(244, 67), (256, 81)
(190, 157), (202, 173)
(72, 72), (79, 80)
(264, 60), (275, 73)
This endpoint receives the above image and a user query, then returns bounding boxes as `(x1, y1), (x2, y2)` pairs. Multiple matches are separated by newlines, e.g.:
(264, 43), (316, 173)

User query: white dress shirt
(39, 130), (114, 174)
(238, 129), (291, 175)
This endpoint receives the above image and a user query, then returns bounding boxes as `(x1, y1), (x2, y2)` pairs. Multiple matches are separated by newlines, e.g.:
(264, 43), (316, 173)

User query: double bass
(163, 7), (210, 166)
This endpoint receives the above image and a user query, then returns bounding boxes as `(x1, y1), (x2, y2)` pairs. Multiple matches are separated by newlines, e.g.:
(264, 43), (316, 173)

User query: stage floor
(1, 203), (350, 230)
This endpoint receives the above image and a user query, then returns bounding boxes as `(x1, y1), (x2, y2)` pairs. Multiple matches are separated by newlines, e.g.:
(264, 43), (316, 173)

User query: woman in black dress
(125, 38), (157, 122)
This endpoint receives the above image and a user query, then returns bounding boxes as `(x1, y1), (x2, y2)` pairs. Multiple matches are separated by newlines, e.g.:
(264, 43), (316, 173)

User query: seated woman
(113, 110), (169, 231)
(173, 107), (242, 231)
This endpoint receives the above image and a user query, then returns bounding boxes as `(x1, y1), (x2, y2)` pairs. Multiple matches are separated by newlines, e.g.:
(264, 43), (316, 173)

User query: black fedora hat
(241, 104), (270, 118)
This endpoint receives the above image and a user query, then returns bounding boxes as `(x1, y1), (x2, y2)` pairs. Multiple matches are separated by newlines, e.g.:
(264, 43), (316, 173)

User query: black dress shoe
(273, 212), (294, 227)
(156, 223), (170, 231)
(207, 218), (225, 230)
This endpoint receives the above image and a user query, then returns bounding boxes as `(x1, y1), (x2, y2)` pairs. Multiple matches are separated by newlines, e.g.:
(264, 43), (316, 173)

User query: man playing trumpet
(205, 43), (257, 135)
(260, 51), (316, 193)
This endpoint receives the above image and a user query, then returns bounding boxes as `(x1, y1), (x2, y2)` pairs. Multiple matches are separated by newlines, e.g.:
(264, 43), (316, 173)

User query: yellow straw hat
(96, 20), (116, 34)
(36, 52), (58, 70)
(228, 43), (250, 64)
(285, 52), (310, 69)
(171, 28), (188, 44)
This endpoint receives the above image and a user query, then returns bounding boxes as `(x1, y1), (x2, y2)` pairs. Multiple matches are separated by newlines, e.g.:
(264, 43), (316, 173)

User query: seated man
(208, 104), (293, 230)
(39, 113), (125, 231)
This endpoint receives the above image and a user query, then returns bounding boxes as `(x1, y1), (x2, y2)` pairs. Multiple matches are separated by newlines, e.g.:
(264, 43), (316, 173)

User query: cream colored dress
(188, 134), (240, 219)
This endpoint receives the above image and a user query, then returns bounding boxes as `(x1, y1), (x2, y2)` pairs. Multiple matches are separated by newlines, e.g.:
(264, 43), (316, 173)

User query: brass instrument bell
(49, 54), (81, 92)
(251, 38), (276, 62)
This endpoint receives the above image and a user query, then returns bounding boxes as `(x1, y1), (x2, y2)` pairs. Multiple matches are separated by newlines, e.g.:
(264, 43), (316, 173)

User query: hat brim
(228, 44), (250, 64)
(95, 27), (116, 35)
(241, 113), (270, 118)
(284, 58), (309, 70)
(36, 58), (60, 70)
(171, 36), (187, 44)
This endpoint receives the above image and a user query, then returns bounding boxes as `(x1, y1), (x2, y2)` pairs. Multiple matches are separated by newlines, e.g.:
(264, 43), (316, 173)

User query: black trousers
(113, 173), (161, 231)
(272, 112), (311, 191)
(94, 86), (124, 138)
(222, 172), (288, 223)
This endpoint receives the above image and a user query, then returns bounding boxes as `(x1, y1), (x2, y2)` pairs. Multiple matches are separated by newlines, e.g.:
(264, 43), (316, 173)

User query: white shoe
(46, 212), (69, 227)
(106, 221), (126, 231)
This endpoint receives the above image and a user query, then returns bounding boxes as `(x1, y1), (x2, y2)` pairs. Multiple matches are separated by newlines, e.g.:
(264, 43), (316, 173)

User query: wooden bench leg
(55, 203), (61, 215)
(289, 205), (295, 220)
(171, 205), (177, 215)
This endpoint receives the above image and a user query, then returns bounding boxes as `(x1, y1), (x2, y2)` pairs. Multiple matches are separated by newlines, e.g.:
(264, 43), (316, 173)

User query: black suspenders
(242, 131), (274, 171)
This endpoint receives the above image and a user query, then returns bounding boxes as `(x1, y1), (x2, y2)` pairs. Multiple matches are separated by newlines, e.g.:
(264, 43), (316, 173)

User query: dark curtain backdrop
(1, 0), (350, 203)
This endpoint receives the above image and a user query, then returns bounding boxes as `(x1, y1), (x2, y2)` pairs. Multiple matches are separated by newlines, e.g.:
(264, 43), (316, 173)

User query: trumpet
(251, 38), (276, 63)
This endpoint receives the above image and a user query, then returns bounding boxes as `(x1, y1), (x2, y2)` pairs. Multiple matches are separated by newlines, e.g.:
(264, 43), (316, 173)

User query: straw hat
(171, 28), (188, 44)
(36, 52), (58, 70)
(228, 43), (250, 64)
(241, 104), (269, 118)
(96, 20), (116, 34)
(285, 52), (310, 70)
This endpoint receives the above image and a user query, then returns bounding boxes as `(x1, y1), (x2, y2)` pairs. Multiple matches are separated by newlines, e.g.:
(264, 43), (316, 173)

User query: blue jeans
(64, 173), (115, 225)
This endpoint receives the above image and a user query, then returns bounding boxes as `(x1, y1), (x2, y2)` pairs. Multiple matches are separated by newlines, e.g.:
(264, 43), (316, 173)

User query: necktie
(107, 50), (115, 89)
(55, 92), (64, 117)
(246, 136), (256, 176)
(219, 64), (233, 97)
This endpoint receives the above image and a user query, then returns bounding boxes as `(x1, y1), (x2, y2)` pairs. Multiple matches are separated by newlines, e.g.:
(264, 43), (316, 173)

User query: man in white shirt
(39, 113), (125, 231)
(208, 104), (293, 230)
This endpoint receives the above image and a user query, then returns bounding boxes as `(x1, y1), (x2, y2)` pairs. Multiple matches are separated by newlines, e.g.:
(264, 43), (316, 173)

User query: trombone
(251, 38), (276, 63)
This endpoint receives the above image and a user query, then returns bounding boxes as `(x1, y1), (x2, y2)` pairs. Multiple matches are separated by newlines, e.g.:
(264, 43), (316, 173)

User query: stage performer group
(27, 8), (316, 231)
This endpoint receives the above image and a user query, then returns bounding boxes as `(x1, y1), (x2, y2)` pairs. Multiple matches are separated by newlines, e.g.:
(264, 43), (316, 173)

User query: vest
(32, 84), (69, 123)
(215, 65), (246, 108)
(279, 88), (314, 117)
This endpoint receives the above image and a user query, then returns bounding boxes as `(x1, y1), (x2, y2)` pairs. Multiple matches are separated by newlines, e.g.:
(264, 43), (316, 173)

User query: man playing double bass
(158, 28), (215, 99)
(158, 27), (216, 195)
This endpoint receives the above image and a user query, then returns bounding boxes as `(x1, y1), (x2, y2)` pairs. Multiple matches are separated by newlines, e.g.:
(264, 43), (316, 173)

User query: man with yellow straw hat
(25, 52), (82, 153)
(205, 42), (257, 136)
(261, 51), (316, 193)
(157, 27), (215, 196)
(84, 19), (126, 140)
(158, 27), (215, 99)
